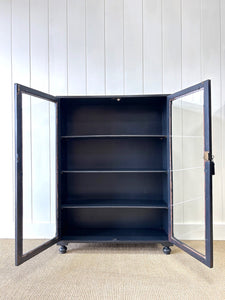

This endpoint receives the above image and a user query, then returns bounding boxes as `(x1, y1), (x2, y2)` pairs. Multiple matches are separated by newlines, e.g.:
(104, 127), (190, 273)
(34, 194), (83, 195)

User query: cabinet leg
(59, 245), (67, 254)
(163, 246), (171, 255)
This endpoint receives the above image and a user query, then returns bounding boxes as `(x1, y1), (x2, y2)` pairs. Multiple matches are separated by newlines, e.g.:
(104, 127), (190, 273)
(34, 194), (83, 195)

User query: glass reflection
(171, 88), (205, 255)
(22, 94), (57, 254)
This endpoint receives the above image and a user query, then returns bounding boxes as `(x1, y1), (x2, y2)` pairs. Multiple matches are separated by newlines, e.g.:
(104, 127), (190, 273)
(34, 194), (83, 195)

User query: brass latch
(204, 151), (212, 161)
(204, 151), (215, 175)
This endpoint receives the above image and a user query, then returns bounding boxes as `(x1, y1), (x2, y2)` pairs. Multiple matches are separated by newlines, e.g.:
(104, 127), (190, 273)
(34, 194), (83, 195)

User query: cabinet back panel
(60, 98), (167, 135)
(62, 138), (166, 170)
(62, 173), (167, 202)
(61, 208), (168, 234)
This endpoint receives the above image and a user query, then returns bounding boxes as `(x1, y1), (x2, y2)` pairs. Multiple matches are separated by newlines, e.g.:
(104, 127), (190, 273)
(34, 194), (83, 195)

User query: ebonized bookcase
(15, 80), (214, 267)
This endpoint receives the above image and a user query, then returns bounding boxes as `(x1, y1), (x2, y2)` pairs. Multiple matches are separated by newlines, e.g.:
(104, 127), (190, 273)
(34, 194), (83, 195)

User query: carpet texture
(0, 240), (224, 300)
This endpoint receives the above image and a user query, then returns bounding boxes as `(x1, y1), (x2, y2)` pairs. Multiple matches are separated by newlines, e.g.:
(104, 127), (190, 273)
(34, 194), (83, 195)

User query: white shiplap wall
(0, 0), (224, 239)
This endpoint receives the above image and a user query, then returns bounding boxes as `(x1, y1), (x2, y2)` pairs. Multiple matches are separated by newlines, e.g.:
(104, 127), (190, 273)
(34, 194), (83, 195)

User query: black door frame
(167, 80), (213, 268)
(15, 83), (59, 266)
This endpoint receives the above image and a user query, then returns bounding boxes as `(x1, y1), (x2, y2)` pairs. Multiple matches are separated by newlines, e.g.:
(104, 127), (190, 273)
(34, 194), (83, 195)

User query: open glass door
(168, 80), (214, 268)
(15, 84), (59, 266)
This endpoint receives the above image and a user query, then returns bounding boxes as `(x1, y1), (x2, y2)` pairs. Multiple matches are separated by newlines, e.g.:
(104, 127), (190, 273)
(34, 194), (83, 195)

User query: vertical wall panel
(21, 94), (32, 225)
(162, 0), (181, 93)
(49, 0), (67, 95)
(0, 0), (13, 236)
(30, 0), (51, 224)
(124, 0), (142, 94)
(12, 0), (30, 86)
(30, 0), (49, 92)
(12, 0), (31, 227)
(67, 0), (86, 95)
(105, 0), (123, 95)
(50, 104), (57, 225)
(201, 0), (222, 222)
(143, 0), (162, 93)
(181, 0), (201, 88)
(31, 98), (51, 223)
(221, 0), (225, 223)
(181, 0), (201, 225)
(86, 0), (105, 95)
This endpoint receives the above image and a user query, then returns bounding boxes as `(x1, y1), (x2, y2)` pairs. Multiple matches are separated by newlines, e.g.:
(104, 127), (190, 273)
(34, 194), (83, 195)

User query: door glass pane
(171, 88), (205, 255)
(22, 94), (57, 254)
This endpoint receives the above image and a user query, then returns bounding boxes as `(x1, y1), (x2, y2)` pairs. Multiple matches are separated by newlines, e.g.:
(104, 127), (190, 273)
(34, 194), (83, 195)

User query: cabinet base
(163, 246), (171, 255)
(57, 241), (174, 255)
(59, 245), (67, 254)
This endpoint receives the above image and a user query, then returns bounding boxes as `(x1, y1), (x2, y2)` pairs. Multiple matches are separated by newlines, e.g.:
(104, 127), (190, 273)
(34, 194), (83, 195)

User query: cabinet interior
(60, 96), (169, 242)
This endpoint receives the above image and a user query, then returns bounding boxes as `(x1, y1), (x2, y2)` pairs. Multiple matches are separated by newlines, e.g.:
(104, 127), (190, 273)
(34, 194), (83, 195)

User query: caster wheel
(59, 245), (67, 254)
(163, 246), (171, 255)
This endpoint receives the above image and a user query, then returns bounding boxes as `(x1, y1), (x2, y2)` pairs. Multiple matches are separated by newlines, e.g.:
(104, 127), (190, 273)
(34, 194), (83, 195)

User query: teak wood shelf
(15, 80), (214, 267)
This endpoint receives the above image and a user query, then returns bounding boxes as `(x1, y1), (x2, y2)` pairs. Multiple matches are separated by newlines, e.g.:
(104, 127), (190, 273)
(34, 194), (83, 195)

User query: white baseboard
(213, 223), (225, 240)
(0, 222), (225, 240)
(0, 222), (56, 239)
(173, 223), (225, 240)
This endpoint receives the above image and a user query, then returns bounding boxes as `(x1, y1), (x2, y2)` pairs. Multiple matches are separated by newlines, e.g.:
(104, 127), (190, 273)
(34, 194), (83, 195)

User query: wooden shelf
(61, 135), (167, 139)
(61, 228), (168, 243)
(61, 199), (168, 209)
(61, 170), (168, 174)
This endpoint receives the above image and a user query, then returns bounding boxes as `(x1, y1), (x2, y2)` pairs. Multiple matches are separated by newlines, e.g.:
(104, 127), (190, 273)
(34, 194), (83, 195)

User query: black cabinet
(15, 80), (214, 267)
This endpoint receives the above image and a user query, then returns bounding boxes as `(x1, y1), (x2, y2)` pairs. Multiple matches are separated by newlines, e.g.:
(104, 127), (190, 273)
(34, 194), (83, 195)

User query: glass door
(15, 84), (59, 266)
(168, 80), (214, 268)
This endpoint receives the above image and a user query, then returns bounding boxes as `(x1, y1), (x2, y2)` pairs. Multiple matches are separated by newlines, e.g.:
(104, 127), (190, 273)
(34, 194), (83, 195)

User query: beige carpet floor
(0, 240), (224, 300)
